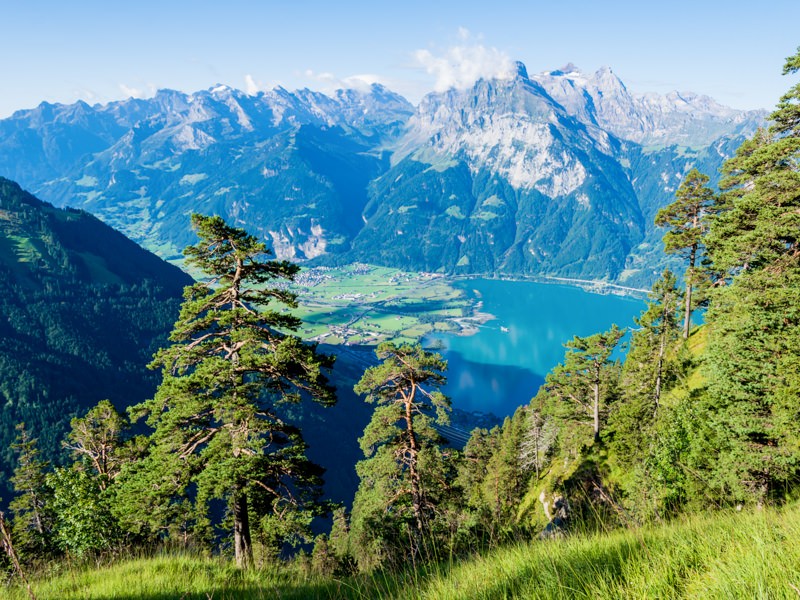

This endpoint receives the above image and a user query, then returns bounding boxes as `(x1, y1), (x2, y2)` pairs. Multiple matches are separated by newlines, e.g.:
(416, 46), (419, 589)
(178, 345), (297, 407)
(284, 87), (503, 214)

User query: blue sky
(2, 0), (798, 118)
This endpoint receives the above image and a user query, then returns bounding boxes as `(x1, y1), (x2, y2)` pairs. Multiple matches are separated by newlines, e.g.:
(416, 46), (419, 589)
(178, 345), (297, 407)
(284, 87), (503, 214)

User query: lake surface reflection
(425, 279), (644, 418)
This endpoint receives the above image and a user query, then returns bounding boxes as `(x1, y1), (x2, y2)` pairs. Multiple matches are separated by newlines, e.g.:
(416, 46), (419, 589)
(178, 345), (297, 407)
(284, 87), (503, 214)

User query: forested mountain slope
(0, 177), (191, 491)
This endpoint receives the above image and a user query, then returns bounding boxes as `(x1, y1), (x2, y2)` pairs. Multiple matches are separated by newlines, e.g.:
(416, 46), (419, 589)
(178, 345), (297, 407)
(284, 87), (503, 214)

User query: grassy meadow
(8, 502), (800, 599)
(290, 264), (475, 345)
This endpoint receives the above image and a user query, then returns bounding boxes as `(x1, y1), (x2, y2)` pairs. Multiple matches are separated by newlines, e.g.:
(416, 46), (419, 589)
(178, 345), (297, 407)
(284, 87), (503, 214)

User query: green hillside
(7, 502), (800, 599)
(0, 177), (191, 492)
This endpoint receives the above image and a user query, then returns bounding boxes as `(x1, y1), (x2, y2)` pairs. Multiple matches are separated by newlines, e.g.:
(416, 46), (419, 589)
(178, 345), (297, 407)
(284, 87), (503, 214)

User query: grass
(8, 503), (800, 599)
(6, 553), (336, 600)
(417, 505), (800, 599)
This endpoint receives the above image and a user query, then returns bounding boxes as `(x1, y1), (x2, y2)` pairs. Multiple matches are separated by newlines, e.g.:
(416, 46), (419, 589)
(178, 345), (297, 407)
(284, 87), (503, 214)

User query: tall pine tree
(610, 269), (683, 460)
(350, 342), (453, 571)
(703, 47), (800, 506)
(655, 169), (718, 338)
(9, 423), (52, 560)
(127, 214), (335, 567)
(543, 325), (625, 443)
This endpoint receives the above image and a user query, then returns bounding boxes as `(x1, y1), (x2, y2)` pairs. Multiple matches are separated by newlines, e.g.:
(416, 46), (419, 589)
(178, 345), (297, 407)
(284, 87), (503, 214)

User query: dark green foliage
(350, 342), (456, 571)
(702, 47), (800, 507)
(457, 426), (502, 535)
(655, 169), (719, 338)
(703, 268), (800, 505)
(9, 424), (53, 560)
(483, 410), (529, 530)
(457, 408), (533, 542)
(123, 214), (335, 568)
(609, 270), (683, 464)
(309, 534), (337, 576)
(641, 388), (725, 517)
(542, 325), (625, 443)
(709, 48), (800, 274)
(0, 177), (189, 499)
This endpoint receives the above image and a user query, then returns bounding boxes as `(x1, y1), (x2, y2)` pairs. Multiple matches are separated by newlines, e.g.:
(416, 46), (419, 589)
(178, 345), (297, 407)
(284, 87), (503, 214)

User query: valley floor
(8, 502), (800, 599)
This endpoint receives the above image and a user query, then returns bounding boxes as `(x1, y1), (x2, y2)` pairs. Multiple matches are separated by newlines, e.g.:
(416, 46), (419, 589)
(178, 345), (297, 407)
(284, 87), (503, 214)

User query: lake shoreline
(447, 273), (650, 299)
(427, 278), (644, 417)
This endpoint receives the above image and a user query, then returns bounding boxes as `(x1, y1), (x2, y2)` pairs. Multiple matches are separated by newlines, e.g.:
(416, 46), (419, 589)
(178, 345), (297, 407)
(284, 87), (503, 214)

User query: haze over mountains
(0, 62), (764, 286)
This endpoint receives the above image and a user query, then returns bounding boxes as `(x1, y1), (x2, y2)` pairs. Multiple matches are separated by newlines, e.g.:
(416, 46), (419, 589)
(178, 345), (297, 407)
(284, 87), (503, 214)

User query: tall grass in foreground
(7, 504), (800, 599)
(418, 505), (800, 599)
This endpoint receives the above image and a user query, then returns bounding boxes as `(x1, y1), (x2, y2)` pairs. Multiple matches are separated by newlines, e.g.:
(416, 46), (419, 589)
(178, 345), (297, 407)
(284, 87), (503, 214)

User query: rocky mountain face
(0, 64), (764, 286)
(534, 63), (761, 148)
(0, 84), (413, 261)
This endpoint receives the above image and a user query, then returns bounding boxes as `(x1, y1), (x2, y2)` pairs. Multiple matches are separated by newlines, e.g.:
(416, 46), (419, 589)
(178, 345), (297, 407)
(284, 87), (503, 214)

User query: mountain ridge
(0, 62), (765, 286)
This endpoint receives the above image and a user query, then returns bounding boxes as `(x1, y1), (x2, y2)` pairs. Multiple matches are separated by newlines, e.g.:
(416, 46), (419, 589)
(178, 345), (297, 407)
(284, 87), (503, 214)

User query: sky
(2, 0), (799, 119)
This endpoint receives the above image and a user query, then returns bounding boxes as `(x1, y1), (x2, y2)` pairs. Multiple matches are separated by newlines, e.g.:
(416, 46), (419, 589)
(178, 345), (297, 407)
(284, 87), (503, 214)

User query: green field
(291, 264), (477, 345)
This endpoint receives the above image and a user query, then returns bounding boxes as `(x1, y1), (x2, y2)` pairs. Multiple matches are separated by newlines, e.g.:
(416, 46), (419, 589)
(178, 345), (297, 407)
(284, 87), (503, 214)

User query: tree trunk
(1, 512), (36, 600)
(233, 491), (253, 569)
(32, 494), (43, 535)
(405, 395), (423, 533)
(654, 327), (666, 409)
(683, 246), (696, 339)
(593, 366), (601, 443)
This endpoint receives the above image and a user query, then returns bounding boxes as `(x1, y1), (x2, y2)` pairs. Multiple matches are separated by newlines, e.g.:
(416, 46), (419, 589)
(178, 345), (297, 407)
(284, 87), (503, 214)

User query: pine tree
(327, 506), (354, 573)
(350, 342), (452, 571)
(519, 408), (558, 481)
(9, 423), (52, 560)
(607, 272), (687, 515)
(655, 169), (719, 338)
(62, 400), (134, 491)
(481, 408), (530, 535)
(457, 426), (501, 540)
(702, 47), (800, 506)
(610, 270), (683, 460)
(127, 214), (335, 567)
(310, 533), (337, 576)
(543, 325), (625, 443)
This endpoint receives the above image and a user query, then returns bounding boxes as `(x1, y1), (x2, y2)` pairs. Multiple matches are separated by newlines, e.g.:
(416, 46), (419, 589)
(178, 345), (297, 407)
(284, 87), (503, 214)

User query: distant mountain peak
(514, 61), (530, 80)
(590, 65), (628, 94)
(533, 63), (764, 147)
(0, 63), (766, 288)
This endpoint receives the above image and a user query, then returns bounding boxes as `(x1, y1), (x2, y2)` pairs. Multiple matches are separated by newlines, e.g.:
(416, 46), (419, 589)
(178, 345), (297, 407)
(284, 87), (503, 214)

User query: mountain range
(0, 62), (765, 286)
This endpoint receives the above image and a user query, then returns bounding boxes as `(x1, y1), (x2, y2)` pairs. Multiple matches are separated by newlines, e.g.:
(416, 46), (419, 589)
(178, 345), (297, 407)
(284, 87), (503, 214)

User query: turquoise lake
(425, 279), (645, 418)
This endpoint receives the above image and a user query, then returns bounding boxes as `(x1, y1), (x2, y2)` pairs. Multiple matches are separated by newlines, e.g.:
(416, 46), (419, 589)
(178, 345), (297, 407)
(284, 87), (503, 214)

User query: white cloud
(301, 69), (391, 94)
(244, 74), (260, 95)
(342, 73), (386, 92)
(118, 83), (156, 100)
(76, 89), (102, 104)
(119, 84), (144, 99)
(412, 29), (516, 93)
